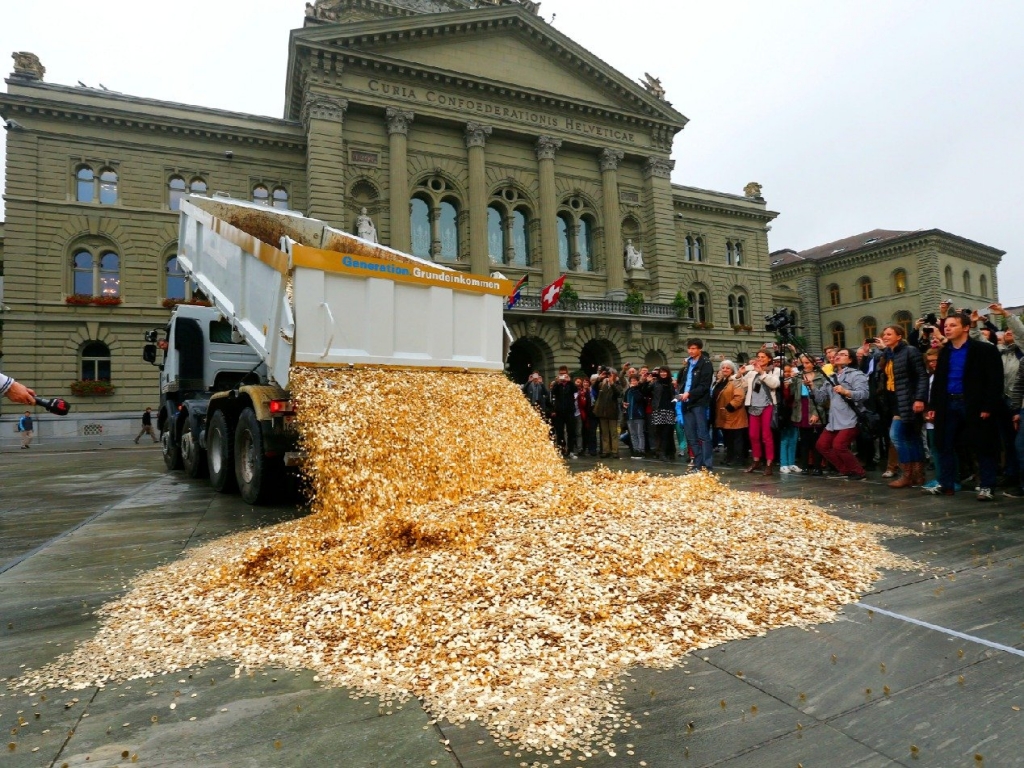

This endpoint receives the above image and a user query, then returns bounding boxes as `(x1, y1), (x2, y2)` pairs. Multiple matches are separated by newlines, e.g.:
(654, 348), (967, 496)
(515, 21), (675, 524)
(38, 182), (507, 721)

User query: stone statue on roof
(744, 182), (763, 199)
(640, 73), (666, 101)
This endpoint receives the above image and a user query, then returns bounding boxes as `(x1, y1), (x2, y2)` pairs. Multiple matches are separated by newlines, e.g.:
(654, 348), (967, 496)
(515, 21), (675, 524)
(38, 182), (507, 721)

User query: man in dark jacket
(676, 338), (715, 471)
(926, 312), (1004, 500)
(549, 366), (577, 458)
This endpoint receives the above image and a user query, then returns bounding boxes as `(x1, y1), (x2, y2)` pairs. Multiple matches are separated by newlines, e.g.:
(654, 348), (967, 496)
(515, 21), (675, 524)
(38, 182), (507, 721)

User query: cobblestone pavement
(1, 447), (1022, 767)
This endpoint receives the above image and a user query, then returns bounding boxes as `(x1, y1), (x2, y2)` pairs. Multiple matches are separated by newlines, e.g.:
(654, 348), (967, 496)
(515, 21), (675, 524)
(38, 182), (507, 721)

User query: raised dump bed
(176, 196), (514, 388)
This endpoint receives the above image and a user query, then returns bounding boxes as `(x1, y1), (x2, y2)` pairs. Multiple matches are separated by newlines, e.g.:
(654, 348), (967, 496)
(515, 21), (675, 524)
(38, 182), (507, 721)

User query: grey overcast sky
(2, 0), (1021, 301)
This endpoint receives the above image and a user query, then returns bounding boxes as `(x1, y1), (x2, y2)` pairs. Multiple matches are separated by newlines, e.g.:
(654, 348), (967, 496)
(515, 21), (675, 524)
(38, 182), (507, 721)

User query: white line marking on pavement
(853, 603), (1024, 659)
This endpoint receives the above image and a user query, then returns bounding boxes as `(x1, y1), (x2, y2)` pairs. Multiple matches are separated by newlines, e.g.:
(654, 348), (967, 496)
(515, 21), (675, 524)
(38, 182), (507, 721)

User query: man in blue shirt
(926, 312), (1003, 500)
(18, 411), (34, 449)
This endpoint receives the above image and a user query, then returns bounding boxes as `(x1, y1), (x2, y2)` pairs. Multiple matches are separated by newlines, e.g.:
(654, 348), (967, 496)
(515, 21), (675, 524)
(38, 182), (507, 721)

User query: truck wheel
(207, 410), (237, 493)
(161, 416), (182, 471)
(234, 408), (272, 505)
(181, 417), (208, 479)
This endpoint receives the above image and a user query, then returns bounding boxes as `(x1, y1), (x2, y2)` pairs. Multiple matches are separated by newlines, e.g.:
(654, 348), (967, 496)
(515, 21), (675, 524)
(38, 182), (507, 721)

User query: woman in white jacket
(740, 349), (781, 475)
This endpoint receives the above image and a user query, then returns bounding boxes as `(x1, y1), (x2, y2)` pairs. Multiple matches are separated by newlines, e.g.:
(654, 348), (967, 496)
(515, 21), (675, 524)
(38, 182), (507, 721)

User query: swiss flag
(540, 275), (566, 312)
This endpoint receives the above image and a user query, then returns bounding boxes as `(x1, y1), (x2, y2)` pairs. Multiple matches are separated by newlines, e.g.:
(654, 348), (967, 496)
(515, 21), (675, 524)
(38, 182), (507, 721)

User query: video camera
(765, 307), (797, 335)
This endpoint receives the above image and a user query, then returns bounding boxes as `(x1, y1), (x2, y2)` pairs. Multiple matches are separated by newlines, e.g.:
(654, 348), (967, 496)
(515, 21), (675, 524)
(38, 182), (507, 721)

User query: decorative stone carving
(465, 122), (492, 148)
(300, 92), (347, 129)
(599, 148), (623, 172)
(624, 239), (644, 270)
(535, 136), (563, 161)
(526, 318), (539, 338)
(386, 107), (415, 136)
(355, 207), (378, 243)
(644, 157), (675, 180)
(11, 52), (44, 81)
(628, 321), (643, 351)
(596, 322), (609, 341)
(640, 73), (666, 100)
(744, 181), (763, 199)
(560, 318), (578, 349)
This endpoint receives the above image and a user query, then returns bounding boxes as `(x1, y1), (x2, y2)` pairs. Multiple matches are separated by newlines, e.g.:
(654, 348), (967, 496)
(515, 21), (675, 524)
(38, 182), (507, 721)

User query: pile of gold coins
(14, 369), (912, 756)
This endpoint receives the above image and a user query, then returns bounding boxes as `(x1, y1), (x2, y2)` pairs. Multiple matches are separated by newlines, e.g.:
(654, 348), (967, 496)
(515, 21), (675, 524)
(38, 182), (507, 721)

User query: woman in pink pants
(740, 349), (781, 476)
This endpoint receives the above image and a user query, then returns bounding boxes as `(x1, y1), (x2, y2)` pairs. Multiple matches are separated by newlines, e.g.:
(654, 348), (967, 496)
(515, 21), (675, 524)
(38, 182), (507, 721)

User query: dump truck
(147, 195), (513, 504)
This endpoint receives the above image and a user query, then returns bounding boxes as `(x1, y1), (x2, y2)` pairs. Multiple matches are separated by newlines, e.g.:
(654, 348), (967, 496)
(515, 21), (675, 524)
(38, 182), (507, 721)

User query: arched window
(828, 284), (841, 306)
(684, 236), (694, 262)
(726, 242), (734, 266)
(577, 216), (594, 272)
(252, 184), (270, 205)
(98, 169), (118, 205)
(438, 200), (459, 261)
(861, 317), (877, 342)
(980, 274), (989, 298)
(168, 176), (187, 211)
(734, 242), (743, 267)
(166, 256), (187, 300)
(411, 197), (432, 259)
(73, 250), (94, 295)
(488, 205), (506, 263)
(557, 213), (573, 271)
(963, 270), (972, 294)
(830, 323), (846, 349)
(687, 286), (710, 323)
(693, 236), (704, 263)
(511, 208), (529, 266)
(894, 311), (913, 337)
(859, 277), (873, 301)
(81, 341), (111, 382)
(728, 292), (748, 327)
(272, 186), (289, 210)
(76, 165), (95, 203)
(99, 252), (120, 297)
(70, 245), (120, 297)
(189, 177), (207, 195)
(944, 265), (954, 290)
(892, 270), (909, 294)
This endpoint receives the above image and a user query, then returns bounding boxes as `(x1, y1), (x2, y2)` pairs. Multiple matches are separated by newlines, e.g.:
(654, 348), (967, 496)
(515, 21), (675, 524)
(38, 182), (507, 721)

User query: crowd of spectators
(521, 300), (1024, 502)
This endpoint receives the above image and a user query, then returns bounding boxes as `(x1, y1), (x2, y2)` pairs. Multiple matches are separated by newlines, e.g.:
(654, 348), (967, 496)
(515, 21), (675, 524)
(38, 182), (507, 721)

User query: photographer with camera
(593, 367), (624, 459)
(809, 348), (870, 480)
(739, 349), (781, 475)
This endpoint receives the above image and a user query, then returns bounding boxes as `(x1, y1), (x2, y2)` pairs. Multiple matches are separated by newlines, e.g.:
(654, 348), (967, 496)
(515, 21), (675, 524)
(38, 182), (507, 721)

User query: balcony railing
(506, 294), (683, 319)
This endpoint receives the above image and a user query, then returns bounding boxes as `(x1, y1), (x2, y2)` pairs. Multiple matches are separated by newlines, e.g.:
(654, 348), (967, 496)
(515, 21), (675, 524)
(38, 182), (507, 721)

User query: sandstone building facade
(770, 229), (1005, 352)
(0, 0), (779, 431)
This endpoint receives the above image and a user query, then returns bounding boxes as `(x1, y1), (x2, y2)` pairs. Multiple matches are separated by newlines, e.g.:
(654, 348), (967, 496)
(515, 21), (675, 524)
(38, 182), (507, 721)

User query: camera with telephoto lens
(765, 307), (797, 334)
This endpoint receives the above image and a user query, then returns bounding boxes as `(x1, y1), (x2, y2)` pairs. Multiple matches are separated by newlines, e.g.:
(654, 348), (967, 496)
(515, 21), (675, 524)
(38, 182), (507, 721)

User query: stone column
(386, 107), (414, 253)
(600, 148), (625, 299)
(642, 156), (678, 301)
(301, 93), (348, 228)
(465, 122), (492, 275)
(536, 136), (562, 286)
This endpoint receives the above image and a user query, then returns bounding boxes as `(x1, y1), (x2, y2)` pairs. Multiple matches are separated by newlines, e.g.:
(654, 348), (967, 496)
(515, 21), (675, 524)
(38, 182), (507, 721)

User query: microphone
(34, 397), (71, 416)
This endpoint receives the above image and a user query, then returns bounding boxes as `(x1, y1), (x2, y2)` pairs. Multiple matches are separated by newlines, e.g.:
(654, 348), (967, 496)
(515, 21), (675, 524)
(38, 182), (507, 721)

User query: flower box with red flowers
(70, 379), (116, 397)
(162, 297), (213, 309)
(65, 294), (94, 306)
(91, 296), (123, 306)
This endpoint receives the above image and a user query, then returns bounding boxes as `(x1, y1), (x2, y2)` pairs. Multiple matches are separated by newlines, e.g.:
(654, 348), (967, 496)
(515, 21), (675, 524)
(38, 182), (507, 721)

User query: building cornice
(0, 86), (306, 150)
(284, 6), (688, 131)
(672, 195), (778, 224)
(771, 229), (1004, 276)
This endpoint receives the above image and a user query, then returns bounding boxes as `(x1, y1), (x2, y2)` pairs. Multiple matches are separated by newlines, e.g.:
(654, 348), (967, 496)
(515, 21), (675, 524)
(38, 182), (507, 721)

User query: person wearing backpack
(17, 410), (34, 449)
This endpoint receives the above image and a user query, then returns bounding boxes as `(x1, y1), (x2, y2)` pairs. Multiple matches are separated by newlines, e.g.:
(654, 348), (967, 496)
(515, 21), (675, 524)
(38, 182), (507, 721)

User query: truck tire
(161, 414), (182, 471)
(207, 409), (237, 493)
(180, 416), (208, 479)
(234, 407), (274, 505)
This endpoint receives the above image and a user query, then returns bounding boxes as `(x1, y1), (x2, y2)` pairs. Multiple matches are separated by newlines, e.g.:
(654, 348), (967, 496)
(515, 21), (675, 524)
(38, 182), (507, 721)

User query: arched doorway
(644, 349), (667, 369)
(579, 339), (618, 379)
(507, 338), (546, 385)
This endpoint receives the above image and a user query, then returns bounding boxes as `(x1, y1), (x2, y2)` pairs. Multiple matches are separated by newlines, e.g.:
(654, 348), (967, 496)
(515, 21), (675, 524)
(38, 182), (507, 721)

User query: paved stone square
(2, 446), (1022, 767)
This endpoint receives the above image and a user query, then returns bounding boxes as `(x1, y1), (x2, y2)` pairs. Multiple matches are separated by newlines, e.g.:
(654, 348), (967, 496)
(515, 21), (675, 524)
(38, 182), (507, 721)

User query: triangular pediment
(286, 5), (687, 127)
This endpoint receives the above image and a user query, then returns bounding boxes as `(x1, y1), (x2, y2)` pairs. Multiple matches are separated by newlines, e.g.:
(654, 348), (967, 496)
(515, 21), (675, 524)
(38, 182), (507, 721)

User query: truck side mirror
(143, 344), (157, 364)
